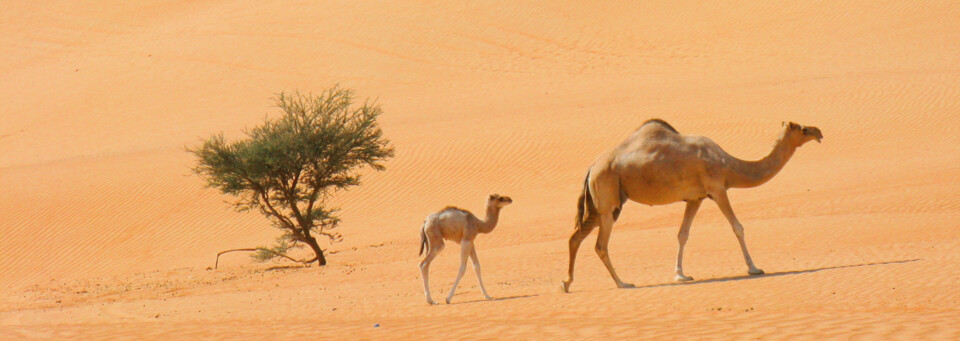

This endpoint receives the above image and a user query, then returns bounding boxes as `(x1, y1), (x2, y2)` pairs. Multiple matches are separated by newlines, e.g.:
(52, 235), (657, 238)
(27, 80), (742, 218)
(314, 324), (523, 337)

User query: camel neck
(478, 204), (501, 234)
(727, 129), (797, 189)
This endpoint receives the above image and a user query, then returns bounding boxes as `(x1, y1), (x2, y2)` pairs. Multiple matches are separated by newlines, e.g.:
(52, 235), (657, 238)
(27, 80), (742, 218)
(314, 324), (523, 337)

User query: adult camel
(562, 119), (822, 292)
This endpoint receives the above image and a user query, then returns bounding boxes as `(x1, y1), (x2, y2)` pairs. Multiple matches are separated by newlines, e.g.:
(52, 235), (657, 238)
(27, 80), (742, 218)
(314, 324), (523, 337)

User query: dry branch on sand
(214, 248), (314, 270)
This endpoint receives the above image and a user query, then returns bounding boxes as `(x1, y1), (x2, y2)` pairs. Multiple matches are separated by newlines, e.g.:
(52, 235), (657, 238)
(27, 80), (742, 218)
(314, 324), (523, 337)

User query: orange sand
(2, 1), (959, 338)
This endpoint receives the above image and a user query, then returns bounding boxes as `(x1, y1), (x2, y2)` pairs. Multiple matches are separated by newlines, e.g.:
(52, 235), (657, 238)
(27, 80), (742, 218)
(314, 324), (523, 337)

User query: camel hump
(441, 206), (468, 214)
(641, 118), (679, 134)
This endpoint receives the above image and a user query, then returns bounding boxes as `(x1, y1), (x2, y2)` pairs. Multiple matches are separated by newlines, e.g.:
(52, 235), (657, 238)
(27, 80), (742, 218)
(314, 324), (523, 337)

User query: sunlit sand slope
(2, 1), (958, 338)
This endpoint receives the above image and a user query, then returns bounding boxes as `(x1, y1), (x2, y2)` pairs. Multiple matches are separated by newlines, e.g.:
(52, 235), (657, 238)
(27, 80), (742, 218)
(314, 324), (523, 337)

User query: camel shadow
(446, 294), (540, 305)
(632, 258), (921, 289)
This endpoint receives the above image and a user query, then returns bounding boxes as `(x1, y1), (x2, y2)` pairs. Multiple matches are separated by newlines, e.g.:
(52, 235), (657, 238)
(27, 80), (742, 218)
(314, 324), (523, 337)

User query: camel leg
(445, 240), (472, 304)
(419, 238), (443, 305)
(596, 212), (635, 289)
(713, 191), (764, 275)
(675, 199), (702, 282)
(561, 225), (594, 293)
(469, 245), (492, 300)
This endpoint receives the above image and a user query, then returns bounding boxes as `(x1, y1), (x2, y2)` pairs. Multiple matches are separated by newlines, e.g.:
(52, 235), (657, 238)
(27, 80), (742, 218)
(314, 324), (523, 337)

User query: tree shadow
(446, 294), (540, 305)
(265, 265), (309, 272)
(633, 258), (921, 289)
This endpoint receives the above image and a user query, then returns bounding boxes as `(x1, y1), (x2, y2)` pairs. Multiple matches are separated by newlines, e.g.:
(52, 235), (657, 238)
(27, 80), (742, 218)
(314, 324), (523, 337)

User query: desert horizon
(2, 1), (959, 339)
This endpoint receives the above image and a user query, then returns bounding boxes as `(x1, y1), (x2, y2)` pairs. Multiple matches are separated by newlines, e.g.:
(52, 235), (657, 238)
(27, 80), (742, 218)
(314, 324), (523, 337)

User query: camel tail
(419, 223), (427, 256)
(575, 171), (598, 231)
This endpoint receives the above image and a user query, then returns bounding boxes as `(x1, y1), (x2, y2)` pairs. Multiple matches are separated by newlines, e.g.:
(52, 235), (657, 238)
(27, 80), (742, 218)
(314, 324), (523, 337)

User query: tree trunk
(304, 236), (327, 266)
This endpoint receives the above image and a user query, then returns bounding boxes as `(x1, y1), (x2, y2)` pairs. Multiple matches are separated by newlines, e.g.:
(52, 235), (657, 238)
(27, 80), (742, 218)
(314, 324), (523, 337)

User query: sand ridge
(2, 0), (960, 338)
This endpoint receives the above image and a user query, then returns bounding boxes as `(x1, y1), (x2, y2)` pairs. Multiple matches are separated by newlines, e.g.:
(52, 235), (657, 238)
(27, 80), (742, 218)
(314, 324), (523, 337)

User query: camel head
(488, 194), (513, 208)
(782, 121), (823, 146)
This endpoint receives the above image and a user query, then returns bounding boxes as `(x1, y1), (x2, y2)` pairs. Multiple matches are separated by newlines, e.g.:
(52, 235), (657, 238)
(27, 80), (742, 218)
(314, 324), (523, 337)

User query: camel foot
(675, 274), (694, 282)
(617, 282), (636, 289)
(483, 295), (493, 300)
(748, 268), (765, 276)
(561, 281), (571, 293)
(445, 297), (452, 304)
(426, 299), (437, 305)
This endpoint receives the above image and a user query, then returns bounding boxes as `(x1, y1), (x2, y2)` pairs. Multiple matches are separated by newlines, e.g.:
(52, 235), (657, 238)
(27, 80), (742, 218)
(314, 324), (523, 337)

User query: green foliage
(252, 234), (303, 262)
(190, 86), (395, 264)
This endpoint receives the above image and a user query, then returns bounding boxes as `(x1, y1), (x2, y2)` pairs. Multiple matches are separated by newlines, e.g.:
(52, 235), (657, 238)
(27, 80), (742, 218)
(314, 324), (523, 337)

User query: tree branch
(305, 182), (322, 221)
(230, 172), (297, 231)
(246, 181), (294, 229)
(214, 248), (314, 269)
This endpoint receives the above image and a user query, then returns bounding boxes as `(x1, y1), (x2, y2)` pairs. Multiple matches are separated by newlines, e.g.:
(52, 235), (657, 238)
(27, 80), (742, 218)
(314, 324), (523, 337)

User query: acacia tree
(190, 86), (394, 265)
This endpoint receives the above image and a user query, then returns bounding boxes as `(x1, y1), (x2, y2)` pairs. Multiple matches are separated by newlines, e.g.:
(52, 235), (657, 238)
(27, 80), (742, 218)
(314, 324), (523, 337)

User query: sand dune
(2, 0), (959, 338)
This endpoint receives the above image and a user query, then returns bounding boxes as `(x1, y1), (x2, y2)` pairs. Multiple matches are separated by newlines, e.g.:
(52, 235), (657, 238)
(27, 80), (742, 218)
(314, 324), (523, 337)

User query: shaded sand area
(2, 1), (959, 338)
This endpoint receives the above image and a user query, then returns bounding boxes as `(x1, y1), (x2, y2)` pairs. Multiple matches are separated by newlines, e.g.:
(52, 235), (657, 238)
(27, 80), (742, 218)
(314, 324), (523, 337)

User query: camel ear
(489, 194), (499, 200)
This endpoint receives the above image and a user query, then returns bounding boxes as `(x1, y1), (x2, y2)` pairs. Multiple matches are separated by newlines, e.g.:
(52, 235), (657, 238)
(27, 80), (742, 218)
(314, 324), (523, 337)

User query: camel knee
(594, 244), (608, 258)
(677, 231), (690, 244)
(731, 224), (745, 238)
(432, 243), (444, 254)
(419, 253), (436, 269)
(569, 230), (589, 248)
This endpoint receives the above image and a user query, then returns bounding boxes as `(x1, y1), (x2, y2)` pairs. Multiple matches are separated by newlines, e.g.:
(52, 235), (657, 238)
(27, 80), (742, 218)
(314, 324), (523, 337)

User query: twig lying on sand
(214, 248), (316, 269)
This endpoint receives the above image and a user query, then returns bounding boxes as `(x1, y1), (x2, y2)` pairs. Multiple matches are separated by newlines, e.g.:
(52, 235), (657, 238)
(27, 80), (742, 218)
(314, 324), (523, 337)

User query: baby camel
(419, 194), (512, 305)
